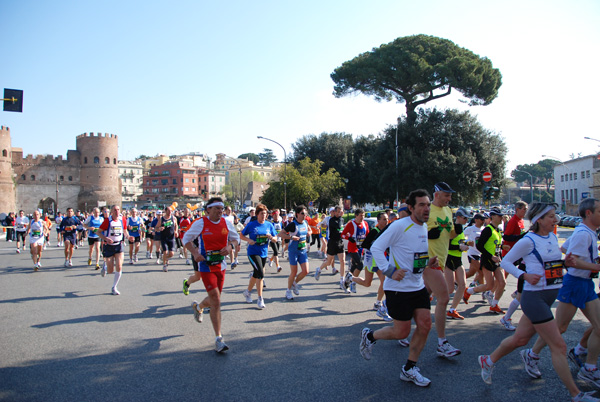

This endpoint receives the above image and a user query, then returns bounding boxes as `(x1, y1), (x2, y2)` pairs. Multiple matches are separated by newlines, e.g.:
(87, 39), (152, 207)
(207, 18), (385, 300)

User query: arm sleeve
(476, 227), (492, 257)
(500, 237), (534, 278)
(371, 225), (399, 278)
(428, 226), (441, 239)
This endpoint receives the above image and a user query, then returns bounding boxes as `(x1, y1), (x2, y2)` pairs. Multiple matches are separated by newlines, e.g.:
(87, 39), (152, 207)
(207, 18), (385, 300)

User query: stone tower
(76, 132), (121, 211)
(0, 126), (16, 213)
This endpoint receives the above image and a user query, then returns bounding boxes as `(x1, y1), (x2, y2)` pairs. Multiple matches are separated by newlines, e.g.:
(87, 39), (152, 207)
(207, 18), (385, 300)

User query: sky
(2, 0), (599, 177)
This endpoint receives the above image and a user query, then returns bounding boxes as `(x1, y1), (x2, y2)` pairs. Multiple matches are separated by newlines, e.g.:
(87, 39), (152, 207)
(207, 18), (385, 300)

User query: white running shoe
(500, 316), (516, 331)
(64, 260), (69, 267)
(314, 267), (321, 281)
(332, 267), (338, 276)
(269, 259), (273, 267)
(192, 301), (203, 323)
(101, 265), (107, 277)
(572, 391), (600, 402)
(163, 265), (168, 272)
(373, 301), (382, 311)
(16, 248), (20, 254)
(437, 341), (461, 357)
(185, 258), (190, 265)
(129, 259), (134, 265)
(398, 338), (410, 347)
(359, 328), (374, 360)
(285, 289), (294, 300)
(400, 366), (431, 387)
(215, 336), (229, 353)
(243, 289), (253, 303)
(376, 305), (392, 321)
(134, 255), (138, 262)
(111, 287), (120, 295)
(350, 282), (357, 293)
(520, 349), (542, 378)
(578, 366), (600, 388)
(257, 297), (265, 309)
(479, 355), (494, 384)
(292, 281), (300, 296)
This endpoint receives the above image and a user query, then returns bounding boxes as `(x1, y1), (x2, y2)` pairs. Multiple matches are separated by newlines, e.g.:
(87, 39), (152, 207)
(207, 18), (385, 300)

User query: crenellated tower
(76, 132), (121, 210)
(0, 126), (16, 213)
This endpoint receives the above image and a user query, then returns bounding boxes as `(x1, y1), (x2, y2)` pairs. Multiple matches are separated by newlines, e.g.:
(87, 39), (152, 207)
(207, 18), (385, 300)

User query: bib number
(206, 250), (224, 265)
(544, 260), (564, 285)
(413, 252), (429, 274)
(255, 235), (269, 245)
(297, 239), (307, 250)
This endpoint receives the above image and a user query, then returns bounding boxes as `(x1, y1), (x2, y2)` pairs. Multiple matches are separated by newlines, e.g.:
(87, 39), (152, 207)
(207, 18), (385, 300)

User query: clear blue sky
(2, 0), (599, 175)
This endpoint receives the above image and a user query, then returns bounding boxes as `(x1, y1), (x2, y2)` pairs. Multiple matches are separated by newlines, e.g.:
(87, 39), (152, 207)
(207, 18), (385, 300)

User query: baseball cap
(489, 207), (503, 216)
(434, 182), (455, 193)
(455, 207), (470, 218)
(474, 213), (485, 220)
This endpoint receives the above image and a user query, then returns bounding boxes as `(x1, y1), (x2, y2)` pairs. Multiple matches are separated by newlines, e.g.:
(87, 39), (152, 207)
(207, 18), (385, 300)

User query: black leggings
(248, 254), (266, 279)
(310, 234), (321, 248)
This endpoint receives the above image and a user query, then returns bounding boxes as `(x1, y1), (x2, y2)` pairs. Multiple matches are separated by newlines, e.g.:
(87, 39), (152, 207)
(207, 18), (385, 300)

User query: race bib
(111, 226), (123, 237)
(255, 235), (269, 245)
(544, 260), (564, 286)
(297, 239), (307, 250)
(413, 252), (429, 274)
(163, 220), (173, 227)
(31, 230), (42, 237)
(206, 250), (224, 265)
(130, 225), (139, 232)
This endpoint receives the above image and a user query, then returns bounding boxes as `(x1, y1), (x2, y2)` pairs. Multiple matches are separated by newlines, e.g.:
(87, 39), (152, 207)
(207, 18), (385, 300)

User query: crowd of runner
(6, 181), (600, 401)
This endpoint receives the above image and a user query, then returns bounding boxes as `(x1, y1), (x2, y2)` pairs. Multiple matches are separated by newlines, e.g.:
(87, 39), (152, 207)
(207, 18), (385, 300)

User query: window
(587, 170), (591, 178)
(21, 174), (25, 180)
(575, 189), (578, 202)
(561, 175), (564, 182)
(68, 176), (73, 181)
(84, 157), (88, 164)
(2, 149), (7, 157)
(569, 173), (573, 180)
(60, 176), (64, 181)
(146, 180), (149, 185)
(185, 178), (189, 183)
(185, 187), (189, 191)
(105, 157), (110, 164)
(161, 179), (168, 185)
(172, 178), (177, 184)
(192, 179), (195, 183)
(30, 175), (35, 181)
(561, 190), (564, 201)
(582, 171), (585, 179)
(113, 158), (116, 164)
(94, 156), (100, 164)
(574, 172), (578, 180)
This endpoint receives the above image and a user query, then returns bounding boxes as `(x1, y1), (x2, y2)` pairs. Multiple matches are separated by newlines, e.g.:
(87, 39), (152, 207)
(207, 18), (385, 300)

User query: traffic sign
(483, 172), (492, 182)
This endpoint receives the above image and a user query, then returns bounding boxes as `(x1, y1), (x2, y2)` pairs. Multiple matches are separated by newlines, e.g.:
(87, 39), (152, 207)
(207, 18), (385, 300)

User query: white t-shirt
(501, 232), (563, 291)
(464, 224), (483, 257)
(16, 216), (29, 232)
(371, 216), (428, 292)
(566, 223), (598, 279)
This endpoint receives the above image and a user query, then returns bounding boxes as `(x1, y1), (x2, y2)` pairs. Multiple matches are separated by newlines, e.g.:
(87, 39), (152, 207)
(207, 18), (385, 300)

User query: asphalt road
(0, 227), (595, 402)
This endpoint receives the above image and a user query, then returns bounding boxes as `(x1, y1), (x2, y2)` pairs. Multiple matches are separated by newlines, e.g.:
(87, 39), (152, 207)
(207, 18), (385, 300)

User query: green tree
(331, 34), (502, 124)
(238, 153), (259, 164)
(258, 148), (277, 166)
(260, 157), (345, 210)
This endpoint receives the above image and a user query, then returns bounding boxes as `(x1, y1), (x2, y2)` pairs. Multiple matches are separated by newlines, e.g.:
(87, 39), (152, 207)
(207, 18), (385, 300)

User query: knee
(513, 335), (530, 348)
(437, 292), (450, 305)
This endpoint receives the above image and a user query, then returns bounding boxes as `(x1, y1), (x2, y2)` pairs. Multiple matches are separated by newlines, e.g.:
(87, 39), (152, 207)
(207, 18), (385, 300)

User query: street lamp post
(257, 136), (286, 211)
(514, 169), (533, 203)
(395, 116), (400, 208)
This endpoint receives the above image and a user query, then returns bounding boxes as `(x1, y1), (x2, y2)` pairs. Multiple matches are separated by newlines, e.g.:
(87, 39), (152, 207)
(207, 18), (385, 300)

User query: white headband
(530, 205), (555, 225)
(206, 202), (225, 208)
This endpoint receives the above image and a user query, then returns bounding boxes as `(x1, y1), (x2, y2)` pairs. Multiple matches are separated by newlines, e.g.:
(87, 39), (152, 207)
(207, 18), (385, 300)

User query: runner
(240, 203), (277, 309)
(315, 206), (347, 291)
(478, 202), (598, 402)
(96, 205), (133, 295)
(359, 189), (439, 387)
(144, 212), (154, 259)
(127, 208), (144, 264)
(59, 208), (80, 267)
(348, 211), (391, 320)
(178, 208), (193, 265)
(83, 207), (104, 269)
(424, 182), (461, 358)
(26, 210), (47, 271)
(150, 210), (163, 264)
(15, 210), (29, 253)
(267, 209), (283, 273)
(445, 208), (471, 320)
(526, 198), (600, 389)
(42, 213), (52, 249)
(342, 208), (370, 294)
(308, 212), (321, 255)
(156, 206), (179, 272)
(279, 205), (310, 300)
(223, 206), (239, 268)
(464, 207), (507, 314)
(464, 213), (485, 288)
(183, 197), (240, 353)
(55, 212), (63, 247)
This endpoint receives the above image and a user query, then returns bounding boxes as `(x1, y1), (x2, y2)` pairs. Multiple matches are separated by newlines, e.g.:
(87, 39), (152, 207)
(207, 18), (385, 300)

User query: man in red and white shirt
(183, 197), (240, 353)
(97, 205), (133, 295)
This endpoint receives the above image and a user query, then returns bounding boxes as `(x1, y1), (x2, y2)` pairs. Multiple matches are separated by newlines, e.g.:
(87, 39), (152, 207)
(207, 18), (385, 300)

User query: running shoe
(447, 310), (464, 320)
(34, 263), (39, 271)
(111, 287), (120, 295)
(215, 336), (229, 353)
(344, 271), (353, 287)
(277, 266), (282, 273)
(16, 249), (20, 254)
(478, 355), (494, 384)
(332, 267), (338, 276)
(484, 291), (493, 305)
(101, 265), (107, 277)
(134, 255), (138, 263)
(398, 339), (410, 347)
(163, 265), (168, 272)
(146, 251), (151, 259)
(462, 289), (471, 304)
(350, 281), (357, 293)
(234, 259), (239, 265)
(129, 259), (134, 265)
(572, 391), (600, 402)
(37, 262), (42, 268)
(243, 289), (253, 303)
(182, 279), (190, 296)
(292, 281), (300, 296)
(437, 341), (461, 357)
(400, 366), (431, 387)
(192, 301), (203, 323)
(269, 258), (273, 268)
(68, 260), (73, 267)
(489, 305), (504, 314)
(314, 267), (321, 281)
(257, 297), (265, 309)
(578, 366), (600, 388)
(231, 262), (237, 269)
(95, 264), (100, 270)
(359, 328), (374, 360)
(373, 301), (382, 311)
(156, 258), (161, 265)
(285, 289), (294, 300)
(376, 305), (392, 321)
(88, 258), (92, 266)
(185, 259), (190, 265)
(263, 279), (267, 288)
(569, 348), (586, 368)
(500, 317), (516, 331)
(64, 260), (69, 267)
(179, 253), (184, 259)
(520, 349), (542, 379)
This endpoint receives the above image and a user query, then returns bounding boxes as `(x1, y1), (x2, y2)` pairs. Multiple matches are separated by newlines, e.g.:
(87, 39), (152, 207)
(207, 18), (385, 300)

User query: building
(552, 154), (600, 213)
(198, 169), (226, 201)
(0, 126), (121, 213)
(118, 161), (144, 204)
(141, 161), (199, 202)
